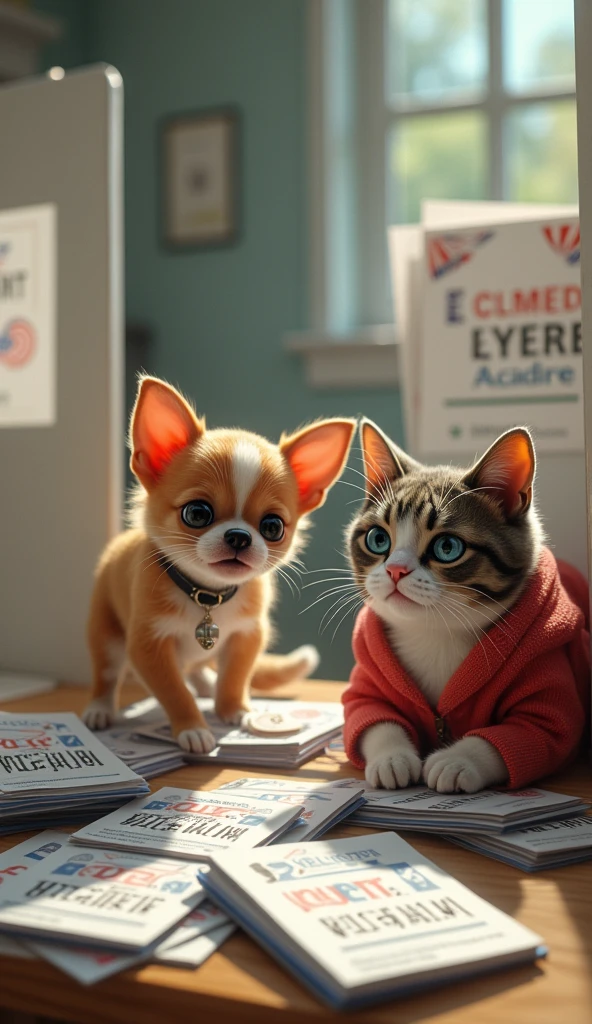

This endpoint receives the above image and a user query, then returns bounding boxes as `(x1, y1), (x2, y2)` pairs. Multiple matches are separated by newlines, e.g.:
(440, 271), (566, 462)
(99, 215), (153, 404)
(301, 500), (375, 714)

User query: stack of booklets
(99, 724), (186, 779)
(335, 782), (589, 834)
(217, 777), (366, 841)
(444, 814), (592, 871)
(0, 832), (234, 984)
(69, 785), (305, 861)
(137, 698), (343, 768)
(200, 832), (546, 1009)
(0, 839), (205, 953)
(0, 711), (149, 834)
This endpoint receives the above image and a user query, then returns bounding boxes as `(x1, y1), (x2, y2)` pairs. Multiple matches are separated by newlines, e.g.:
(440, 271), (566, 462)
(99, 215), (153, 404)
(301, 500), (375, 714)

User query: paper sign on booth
(0, 203), (56, 428)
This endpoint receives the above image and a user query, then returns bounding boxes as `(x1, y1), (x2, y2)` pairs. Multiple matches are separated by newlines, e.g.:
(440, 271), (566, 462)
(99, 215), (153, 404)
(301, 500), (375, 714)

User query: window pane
(505, 101), (578, 203)
(504, 0), (575, 94)
(389, 111), (488, 223)
(387, 0), (487, 104)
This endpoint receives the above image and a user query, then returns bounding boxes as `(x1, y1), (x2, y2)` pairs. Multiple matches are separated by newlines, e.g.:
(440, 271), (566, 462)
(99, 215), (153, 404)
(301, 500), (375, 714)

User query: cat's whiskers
(436, 580), (519, 619)
(300, 583), (361, 616)
(317, 593), (364, 638)
(440, 592), (516, 642)
(319, 589), (365, 632)
(438, 596), (492, 669)
(302, 575), (356, 589)
(441, 594), (506, 661)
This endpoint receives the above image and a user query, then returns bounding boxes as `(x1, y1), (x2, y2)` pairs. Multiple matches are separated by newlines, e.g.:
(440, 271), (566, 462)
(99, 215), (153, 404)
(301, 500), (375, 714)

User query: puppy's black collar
(157, 555), (238, 607)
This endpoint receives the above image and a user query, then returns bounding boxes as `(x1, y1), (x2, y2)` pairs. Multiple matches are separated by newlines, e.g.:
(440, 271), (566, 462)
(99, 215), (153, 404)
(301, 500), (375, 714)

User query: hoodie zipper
(435, 714), (450, 746)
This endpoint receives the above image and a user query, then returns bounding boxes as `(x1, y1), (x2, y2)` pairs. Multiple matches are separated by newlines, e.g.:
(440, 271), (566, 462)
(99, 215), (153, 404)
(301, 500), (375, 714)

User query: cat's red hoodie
(342, 548), (590, 788)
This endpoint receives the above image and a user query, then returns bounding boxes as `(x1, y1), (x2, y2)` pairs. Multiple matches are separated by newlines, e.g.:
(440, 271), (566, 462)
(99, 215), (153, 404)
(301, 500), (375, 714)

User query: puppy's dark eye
(260, 515), (285, 542)
(181, 501), (214, 529)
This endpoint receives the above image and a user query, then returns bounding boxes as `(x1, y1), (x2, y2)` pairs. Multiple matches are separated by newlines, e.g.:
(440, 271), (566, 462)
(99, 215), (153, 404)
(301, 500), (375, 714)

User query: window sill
(284, 325), (399, 390)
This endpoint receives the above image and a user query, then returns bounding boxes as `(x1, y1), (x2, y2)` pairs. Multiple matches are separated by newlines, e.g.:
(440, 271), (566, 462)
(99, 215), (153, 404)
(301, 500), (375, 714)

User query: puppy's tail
(251, 645), (320, 690)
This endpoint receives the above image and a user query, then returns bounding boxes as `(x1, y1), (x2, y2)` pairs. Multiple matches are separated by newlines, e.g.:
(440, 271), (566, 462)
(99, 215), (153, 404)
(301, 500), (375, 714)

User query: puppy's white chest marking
(232, 440), (262, 515)
(151, 586), (258, 669)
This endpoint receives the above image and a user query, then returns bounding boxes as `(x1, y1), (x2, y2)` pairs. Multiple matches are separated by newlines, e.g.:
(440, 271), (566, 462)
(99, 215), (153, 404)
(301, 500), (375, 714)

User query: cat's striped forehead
(365, 467), (481, 532)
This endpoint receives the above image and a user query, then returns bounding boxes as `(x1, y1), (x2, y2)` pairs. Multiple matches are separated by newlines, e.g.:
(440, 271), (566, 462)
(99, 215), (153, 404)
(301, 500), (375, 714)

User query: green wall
(38, 0), (403, 681)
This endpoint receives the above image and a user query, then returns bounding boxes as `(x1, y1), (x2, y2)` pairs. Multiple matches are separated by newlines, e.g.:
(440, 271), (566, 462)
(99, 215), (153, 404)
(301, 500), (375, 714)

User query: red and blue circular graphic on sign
(0, 319), (36, 368)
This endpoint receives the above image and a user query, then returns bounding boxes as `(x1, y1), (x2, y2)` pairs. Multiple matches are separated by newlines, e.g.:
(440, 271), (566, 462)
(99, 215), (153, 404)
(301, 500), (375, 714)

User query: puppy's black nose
(224, 528), (252, 551)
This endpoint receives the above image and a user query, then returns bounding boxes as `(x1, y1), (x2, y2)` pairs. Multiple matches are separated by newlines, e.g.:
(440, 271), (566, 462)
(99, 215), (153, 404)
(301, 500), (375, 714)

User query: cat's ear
(463, 427), (535, 517)
(280, 418), (356, 513)
(130, 376), (204, 489)
(360, 419), (420, 495)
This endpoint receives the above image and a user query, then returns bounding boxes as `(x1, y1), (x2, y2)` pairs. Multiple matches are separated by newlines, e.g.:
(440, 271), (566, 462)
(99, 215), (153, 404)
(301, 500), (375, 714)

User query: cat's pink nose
(386, 564), (411, 585)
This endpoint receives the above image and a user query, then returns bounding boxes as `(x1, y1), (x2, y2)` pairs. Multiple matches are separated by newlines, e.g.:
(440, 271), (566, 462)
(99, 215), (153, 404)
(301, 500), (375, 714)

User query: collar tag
(192, 589), (225, 608)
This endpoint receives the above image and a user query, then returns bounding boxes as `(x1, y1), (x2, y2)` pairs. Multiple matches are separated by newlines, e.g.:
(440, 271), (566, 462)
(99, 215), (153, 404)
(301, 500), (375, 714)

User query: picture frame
(160, 106), (240, 250)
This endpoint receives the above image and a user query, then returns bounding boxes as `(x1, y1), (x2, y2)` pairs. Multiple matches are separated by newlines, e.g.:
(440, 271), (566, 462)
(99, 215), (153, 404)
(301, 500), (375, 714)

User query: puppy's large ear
(280, 419), (356, 513)
(360, 418), (420, 496)
(130, 376), (204, 490)
(462, 427), (535, 517)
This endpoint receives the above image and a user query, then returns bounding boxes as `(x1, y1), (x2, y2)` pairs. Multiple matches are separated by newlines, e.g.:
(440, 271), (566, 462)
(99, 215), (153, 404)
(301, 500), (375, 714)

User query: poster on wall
(419, 217), (582, 455)
(390, 203), (583, 456)
(0, 202), (56, 428)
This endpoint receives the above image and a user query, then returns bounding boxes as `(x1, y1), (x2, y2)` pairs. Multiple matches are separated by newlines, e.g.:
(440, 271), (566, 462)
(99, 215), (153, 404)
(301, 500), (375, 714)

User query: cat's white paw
(423, 736), (508, 793)
(82, 698), (116, 731)
(176, 727), (216, 754)
(365, 749), (422, 789)
(423, 750), (484, 793)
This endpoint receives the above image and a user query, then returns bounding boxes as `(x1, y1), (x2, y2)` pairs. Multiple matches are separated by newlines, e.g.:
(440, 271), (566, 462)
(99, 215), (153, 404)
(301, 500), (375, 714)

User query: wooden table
(0, 680), (591, 1024)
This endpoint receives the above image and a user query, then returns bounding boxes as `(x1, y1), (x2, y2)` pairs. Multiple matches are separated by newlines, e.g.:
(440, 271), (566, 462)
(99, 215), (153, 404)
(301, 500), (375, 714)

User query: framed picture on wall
(160, 107), (240, 249)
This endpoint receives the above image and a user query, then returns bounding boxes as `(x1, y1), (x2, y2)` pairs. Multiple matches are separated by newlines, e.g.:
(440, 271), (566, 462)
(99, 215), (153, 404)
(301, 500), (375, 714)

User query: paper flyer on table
(218, 777), (366, 841)
(0, 712), (147, 797)
(70, 787), (304, 860)
(0, 830), (69, 959)
(333, 781), (588, 832)
(26, 896), (230, 983)
(0, 846), (205, 950)
(201, 832), (545, 1009)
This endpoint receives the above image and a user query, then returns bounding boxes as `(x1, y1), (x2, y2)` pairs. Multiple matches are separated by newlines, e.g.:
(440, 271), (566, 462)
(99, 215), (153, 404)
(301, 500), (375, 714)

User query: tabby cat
(346, 419), (542, 792)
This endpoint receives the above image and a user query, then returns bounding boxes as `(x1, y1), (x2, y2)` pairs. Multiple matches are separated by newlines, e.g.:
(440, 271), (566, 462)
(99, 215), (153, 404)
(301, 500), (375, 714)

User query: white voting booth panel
(0, 65), (123, 685)
(576, 2), (592, 614)
(390, 200), (587, 576)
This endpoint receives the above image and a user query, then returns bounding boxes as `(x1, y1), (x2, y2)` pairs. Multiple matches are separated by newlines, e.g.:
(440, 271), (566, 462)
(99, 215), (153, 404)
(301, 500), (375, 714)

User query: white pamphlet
(336, 781), (588, 833)
(0, 712), (147, 799)
(0, 830), (69, 959)
(218, 777), (366, 841)
(201, 832), (545, 1009)
(0, 846), (205, 951)
(70, 786), (304, 861)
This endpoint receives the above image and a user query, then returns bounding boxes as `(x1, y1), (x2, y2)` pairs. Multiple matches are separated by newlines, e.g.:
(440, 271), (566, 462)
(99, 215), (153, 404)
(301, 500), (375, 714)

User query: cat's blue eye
(365, 526), (391, 556)
(432, 534), (465, 563)
(181, 501), (214, 529)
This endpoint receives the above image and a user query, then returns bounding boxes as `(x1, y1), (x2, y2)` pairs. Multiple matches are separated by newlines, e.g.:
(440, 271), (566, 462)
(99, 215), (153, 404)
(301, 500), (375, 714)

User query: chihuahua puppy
(83, 376), (355, 753)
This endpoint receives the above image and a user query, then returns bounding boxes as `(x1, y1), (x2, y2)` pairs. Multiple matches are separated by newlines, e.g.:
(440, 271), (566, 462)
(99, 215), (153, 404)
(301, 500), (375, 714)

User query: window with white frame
(305, 0), (577, 341)
(387, 0), (577, 225)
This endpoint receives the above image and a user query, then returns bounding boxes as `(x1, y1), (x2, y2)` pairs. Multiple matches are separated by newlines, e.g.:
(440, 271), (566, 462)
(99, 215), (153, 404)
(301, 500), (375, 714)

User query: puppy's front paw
(215, 703), (250, 726)
(423, 749), (485, 793)
(82, 698), (115, 731)
(176, 727), (216, 754)
(365, 749), (422, 789)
